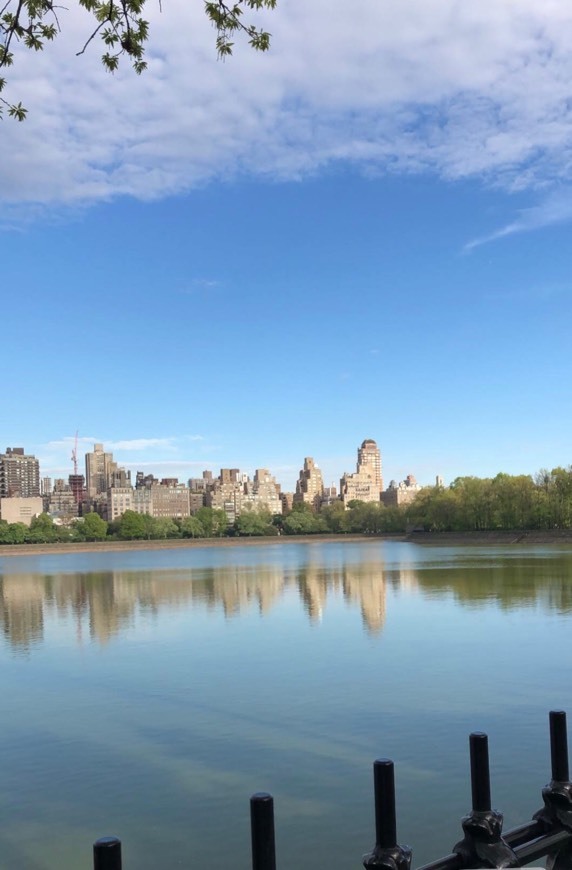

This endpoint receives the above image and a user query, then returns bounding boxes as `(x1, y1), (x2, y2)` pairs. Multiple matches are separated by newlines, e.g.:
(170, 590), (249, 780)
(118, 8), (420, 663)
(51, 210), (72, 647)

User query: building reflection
(0, 557), (410, 650)
(2, 549), (572, 654)
(0, 574), (44, 652)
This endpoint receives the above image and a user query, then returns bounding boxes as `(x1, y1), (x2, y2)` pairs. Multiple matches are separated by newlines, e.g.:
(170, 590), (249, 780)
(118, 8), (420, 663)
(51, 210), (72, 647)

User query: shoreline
(0, 533), (405, 558)
(0, 529), (572, 558)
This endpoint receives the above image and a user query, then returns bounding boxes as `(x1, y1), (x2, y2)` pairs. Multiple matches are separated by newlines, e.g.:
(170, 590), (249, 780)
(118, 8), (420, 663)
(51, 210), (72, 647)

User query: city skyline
(3, 432), (571, 497)
(2, 437), (412, 497)
(2, 2), (571, 484)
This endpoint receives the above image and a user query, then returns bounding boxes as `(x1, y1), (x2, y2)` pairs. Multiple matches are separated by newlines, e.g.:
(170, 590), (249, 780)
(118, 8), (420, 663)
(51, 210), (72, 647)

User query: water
(1, 539), (571, 870)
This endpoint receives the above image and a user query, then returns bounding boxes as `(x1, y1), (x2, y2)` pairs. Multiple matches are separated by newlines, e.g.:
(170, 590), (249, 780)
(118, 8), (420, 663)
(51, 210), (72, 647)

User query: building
(189, 492), (205, 514)
(357, 439), (383, 490)
(320, 484), (338, 508)
(242, 469), (282, 515)
(280, 492), (294, 514)
(85, 443), (118, 497)
(68, 474), (86, 505)
(205, 468), (282, 524)
(0, 447), (40, 498)
(382, 475), (422, 507)
(149, 483), (190, 519)
(0, 496), (43, 526)
(132, 483), (191, 520)
(294, 458), (324, 511)
(48, 480), (79, 522)
(107, 486), (135, 522)
(205, 469), (247, 521)
(340, 439), (383, 507)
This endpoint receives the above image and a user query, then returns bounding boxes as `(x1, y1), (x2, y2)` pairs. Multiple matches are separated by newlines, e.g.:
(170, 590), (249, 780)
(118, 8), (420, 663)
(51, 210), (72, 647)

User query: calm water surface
(1, 540), (571, 870)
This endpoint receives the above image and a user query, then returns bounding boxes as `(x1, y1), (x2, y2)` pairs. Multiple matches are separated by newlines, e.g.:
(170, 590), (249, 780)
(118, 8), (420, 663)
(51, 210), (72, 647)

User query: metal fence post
(250, 792), (276, 870)
(363, 758), (412, 870)
(93, 836), (122, 870)
(453, 732), (517, 868)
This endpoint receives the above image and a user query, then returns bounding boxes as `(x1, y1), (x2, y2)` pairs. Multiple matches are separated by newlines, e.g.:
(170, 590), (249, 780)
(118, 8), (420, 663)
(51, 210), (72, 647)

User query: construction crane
(71, 430), (79, 476)
(69, 431), (85, 506)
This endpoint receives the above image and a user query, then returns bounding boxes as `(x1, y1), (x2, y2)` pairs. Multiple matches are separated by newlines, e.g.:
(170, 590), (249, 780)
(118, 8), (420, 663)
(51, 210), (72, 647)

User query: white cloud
(3, 0), (572, 211)
(46, 435), (179, 451)
(464, 189), (572, 250)
(38, 435), (207, 480)
(107, 438), (178, 451)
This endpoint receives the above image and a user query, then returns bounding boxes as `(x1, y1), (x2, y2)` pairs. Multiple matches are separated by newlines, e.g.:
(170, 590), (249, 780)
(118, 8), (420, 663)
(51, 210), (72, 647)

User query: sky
(2, 0), (572, 492)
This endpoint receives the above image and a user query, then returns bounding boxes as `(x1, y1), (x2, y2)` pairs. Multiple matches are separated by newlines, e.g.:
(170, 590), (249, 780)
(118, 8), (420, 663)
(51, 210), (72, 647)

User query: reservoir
(1, 539), (571, 869)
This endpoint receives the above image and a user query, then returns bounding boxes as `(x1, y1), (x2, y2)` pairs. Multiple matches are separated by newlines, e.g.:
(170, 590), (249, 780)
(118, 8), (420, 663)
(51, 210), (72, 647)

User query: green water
(1, 540), (571, 870)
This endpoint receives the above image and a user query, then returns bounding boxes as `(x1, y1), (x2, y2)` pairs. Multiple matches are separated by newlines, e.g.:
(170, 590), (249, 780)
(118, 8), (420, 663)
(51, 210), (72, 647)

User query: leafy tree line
(405, 467), (572, 532)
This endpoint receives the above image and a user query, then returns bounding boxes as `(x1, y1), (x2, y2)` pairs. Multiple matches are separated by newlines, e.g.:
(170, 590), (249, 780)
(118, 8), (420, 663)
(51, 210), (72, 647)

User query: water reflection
(414, 552), (572, 613)
(2, 545), (572, 653)
(0, 559), (392, 651)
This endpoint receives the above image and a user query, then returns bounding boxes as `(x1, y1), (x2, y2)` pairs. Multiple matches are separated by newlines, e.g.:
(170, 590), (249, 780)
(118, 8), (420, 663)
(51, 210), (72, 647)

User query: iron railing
(93, 709), (572, 870)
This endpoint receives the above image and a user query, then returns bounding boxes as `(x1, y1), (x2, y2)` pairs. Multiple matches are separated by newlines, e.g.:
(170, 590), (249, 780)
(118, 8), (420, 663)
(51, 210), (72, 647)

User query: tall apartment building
(205, 473), (244, 523)
(357, 439), (382, 490)
(0, 447), (40, 498)
(242, 469), (282, 515)
(85, 444), (118, 497)
(340, 439), (383, 507)
(294, 457), (324, 511)
(206, 468), (282, 523)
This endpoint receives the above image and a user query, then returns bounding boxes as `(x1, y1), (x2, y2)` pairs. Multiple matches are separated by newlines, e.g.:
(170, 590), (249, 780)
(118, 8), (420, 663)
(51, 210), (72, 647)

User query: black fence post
(531, 711), (572, 870)
(250, 792), (276, 870)
(550, 711), (570, 784)
(453, 732), (517, 868)
(93, 836), (122, 870)
(363, 758), (412, 870)
(469, 733), (491, 813)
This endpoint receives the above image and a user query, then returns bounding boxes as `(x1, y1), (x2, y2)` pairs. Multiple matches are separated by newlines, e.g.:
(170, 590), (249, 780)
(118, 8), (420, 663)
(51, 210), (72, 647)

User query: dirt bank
(406, 529), (572, 546)
(0, 533), (406, 558)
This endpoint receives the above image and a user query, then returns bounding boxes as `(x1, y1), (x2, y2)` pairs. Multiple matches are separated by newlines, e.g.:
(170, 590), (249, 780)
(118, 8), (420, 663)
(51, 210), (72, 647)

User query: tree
(27, 512), (58, 543)
(320, 501), (348, 533)
(180, 515), (206, 538)
(283, 510), (327, 535)
(234, 507), (276, 536)
(0, 0), (277, 119)
(194, 506), (227, 537)
(149, 517), (179, 538)
(2, 521), (28, 543)
(117, 509), (149, 539)
(79, 511), (108, 541)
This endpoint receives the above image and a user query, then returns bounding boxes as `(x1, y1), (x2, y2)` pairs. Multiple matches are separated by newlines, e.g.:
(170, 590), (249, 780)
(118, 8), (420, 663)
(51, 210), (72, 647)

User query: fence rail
(92, 710), (572, 870)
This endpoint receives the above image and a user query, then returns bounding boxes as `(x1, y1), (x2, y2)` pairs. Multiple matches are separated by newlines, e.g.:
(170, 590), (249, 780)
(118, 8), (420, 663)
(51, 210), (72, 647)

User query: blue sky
(2, 0), (571, 491)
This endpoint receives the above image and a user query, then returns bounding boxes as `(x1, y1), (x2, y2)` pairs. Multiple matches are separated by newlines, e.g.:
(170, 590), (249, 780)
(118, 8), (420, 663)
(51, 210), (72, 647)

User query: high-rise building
(68, 474), (86, 505)
(357, 439), (382, 490)
(340, 439), (383, 507)
(85, 443), (117, 497)
(242, 469), (282, 515)
(294, 457), (324, 511)
(0, 447), (40, 498)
